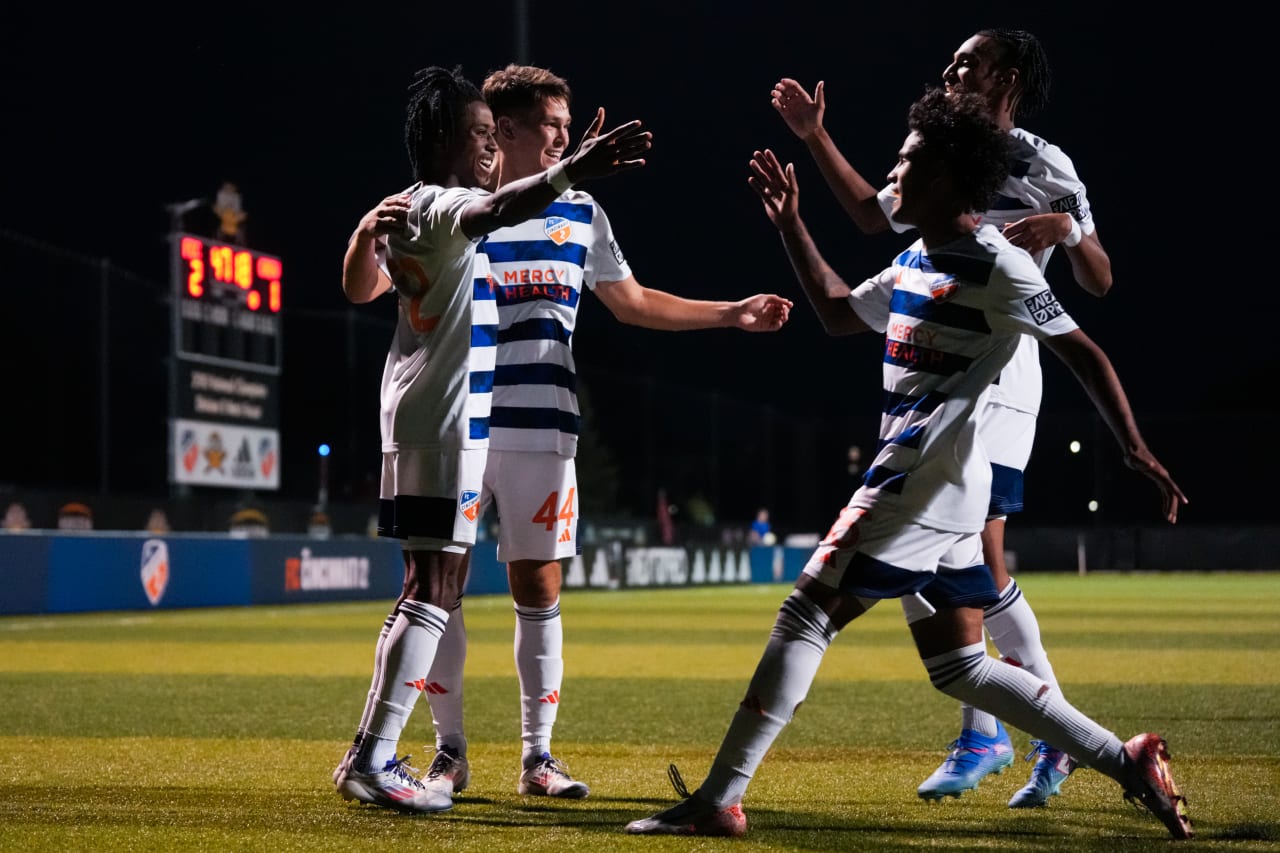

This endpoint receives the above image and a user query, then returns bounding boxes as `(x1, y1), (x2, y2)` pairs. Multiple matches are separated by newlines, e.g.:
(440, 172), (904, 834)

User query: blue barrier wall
(5, 526), (1270, 616)
(0, 532), (762, 616)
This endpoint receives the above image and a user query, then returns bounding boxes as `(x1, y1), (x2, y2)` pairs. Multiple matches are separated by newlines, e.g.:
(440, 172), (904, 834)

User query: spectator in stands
(56, 502), (93, 531)
(3, 501), (32, 531)
(748, 508), (775, 547)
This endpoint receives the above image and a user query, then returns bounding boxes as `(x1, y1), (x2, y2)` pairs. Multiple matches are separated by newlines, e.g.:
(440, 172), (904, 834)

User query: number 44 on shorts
(532, 487), (575, 531)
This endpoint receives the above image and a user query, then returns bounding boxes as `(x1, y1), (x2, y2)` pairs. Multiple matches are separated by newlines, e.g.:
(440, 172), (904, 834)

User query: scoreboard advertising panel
(169, 232), (282, 489)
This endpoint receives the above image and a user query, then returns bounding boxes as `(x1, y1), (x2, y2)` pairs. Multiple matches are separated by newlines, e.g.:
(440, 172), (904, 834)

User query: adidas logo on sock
(539, 690), (560, 704)
(404, 679), (450, 694)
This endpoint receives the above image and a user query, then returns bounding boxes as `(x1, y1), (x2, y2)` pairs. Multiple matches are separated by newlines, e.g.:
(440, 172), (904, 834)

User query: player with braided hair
(770, 28), (1113, 806)
(332, 64), (649, 813)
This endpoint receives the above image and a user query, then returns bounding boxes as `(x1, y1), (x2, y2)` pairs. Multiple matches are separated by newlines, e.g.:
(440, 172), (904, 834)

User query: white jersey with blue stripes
(378, 183), (498, 452)
(479, 189), (630, 456)
(877, 127), (1095, 415)
(846, 224), (1079, 532)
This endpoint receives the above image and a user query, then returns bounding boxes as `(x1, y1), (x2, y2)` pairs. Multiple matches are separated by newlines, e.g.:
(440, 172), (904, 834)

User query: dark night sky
(1, 4), (1269, 527)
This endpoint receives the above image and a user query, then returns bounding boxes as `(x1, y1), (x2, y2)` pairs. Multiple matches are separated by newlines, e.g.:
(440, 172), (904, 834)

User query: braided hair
(909, 88), (1012, 215)
(404, 65), (484, 183)
(975, 28), (1051, 120)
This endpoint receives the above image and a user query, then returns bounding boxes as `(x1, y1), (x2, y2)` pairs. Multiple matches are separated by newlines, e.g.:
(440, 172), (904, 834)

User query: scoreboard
(169, 232), (283, 490)
(171, 232), (282, 372)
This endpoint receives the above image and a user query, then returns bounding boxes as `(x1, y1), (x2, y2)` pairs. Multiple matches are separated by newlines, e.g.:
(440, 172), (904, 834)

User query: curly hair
(404, 65), (484, 184)
(481, 64), (571, 121)
(975, 28), (1051, 120)
(908, 88), (1012, 214)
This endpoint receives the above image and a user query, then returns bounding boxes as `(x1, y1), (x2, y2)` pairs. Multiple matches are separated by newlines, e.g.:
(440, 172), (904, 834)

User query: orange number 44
(531, 488), (575, 531)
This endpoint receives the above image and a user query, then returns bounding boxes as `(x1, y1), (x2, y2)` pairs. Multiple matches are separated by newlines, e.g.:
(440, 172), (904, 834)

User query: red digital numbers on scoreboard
(172, 232), (283, 372)
(178, 235), (282, 313)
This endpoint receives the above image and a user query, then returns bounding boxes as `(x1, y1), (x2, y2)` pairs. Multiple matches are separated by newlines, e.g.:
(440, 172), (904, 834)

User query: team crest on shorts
(544, 216), (571, 246)
(459, 490), (480, 523)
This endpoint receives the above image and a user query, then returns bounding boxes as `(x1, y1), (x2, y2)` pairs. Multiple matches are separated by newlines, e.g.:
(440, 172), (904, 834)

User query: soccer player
(413, 64), (794, 803)
(331, 64), (651, 813)
(624, 89), (1193, 841)
(770, 28), (1112, 805)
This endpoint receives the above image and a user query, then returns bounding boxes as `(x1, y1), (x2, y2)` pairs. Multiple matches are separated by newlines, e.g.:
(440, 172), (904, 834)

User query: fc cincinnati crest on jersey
(544, 216), (571, 246)
(925, 272), (959, 302)
(459, 490), (480, 523)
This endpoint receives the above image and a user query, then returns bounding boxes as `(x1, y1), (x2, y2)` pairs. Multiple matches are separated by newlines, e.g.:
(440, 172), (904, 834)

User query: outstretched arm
(771, 78), (891, 235)
(1041, 328), (1187, 522)
(748, 148), (869, 336)
(342, 192), (409, 304)
(593, 278), (792, 332)
(461, 112), (652, 238)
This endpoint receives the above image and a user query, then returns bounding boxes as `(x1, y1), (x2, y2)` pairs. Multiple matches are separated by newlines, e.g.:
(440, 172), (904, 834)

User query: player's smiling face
(942, 35), (1008, 114)
(499, 96), (571, 181)
(451, 100), (499, 190)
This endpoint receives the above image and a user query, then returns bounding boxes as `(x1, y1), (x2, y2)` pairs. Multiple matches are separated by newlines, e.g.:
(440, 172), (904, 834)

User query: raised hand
(748, 149), (799, 228)
(355, 192), (411, 240)
(565, 113), (651, 182)
(771, 78), (825, 140)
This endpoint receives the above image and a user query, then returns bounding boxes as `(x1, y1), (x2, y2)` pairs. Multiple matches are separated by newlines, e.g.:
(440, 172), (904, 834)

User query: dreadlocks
(909, 88), (1012, 215)
(404, 65), (484, 184)
(976, 28), (1051, 120)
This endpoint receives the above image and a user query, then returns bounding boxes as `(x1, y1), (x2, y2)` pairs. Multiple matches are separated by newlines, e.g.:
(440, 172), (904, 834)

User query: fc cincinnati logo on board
(140, 539), (170, 606)
(459, 490), (480, 523)
(544, 216), (571, 246)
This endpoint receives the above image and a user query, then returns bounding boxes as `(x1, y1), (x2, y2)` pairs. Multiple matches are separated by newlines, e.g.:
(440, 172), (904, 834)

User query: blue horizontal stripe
(988, 193), (1030, 211)
(469, 417), (490, 440)
(471, 324), (498, 347)
(862, 464), (907, 494)
(877, 421), (925, 451)
(485, 240), (588, 266)
(889, 290), (989, 332)
(500, 317), (571, 345)
(543, 201), (594, 223)
(470, 370), (494, 394)
(472, 278), (496, 300)
(494, 362), (576, 389)
(883, 389), (946, 418)
(490, 406), (580, 435)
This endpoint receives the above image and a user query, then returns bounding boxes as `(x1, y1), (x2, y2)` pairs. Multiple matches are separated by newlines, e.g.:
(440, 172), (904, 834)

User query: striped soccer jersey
(877, 127), (1096, 415)
(378, 183), (498, 452)
(479, 190), (630, 456)
(846, 224), (1079, 533)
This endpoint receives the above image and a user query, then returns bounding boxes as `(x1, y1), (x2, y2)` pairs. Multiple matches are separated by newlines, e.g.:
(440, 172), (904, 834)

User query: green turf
(2, 572), (1278, 851)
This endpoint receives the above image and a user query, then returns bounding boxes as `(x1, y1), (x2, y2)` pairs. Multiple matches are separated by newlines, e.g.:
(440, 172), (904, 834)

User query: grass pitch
(2, 572), (1278, 851)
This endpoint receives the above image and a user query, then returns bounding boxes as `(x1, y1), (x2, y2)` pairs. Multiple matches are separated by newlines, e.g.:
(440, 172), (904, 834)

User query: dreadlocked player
(331, 64), (649, 814)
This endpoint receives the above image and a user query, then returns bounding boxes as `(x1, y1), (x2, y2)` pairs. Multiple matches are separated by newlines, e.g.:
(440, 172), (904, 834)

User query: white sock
(960, 580), (1061, 738)
(925, 642), (1125, 779)
(702, 590), (836, 807)
(353, 610), (399, 744)
(515, 598), (562, 766)
(985, 579), (1059, 686)
(426, 599), (467, 755)
(359, 599), (449, 771)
